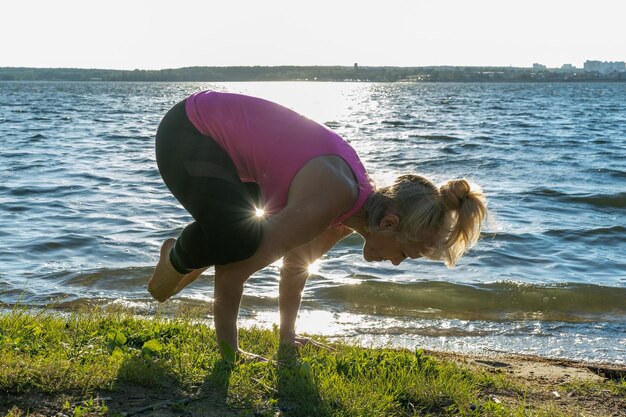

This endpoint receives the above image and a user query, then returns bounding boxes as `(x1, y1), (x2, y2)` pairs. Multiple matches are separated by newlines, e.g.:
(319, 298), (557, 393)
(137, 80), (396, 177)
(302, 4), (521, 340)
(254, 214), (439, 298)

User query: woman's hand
(237, 349), (270, 363)
(293, 335), (335, 351)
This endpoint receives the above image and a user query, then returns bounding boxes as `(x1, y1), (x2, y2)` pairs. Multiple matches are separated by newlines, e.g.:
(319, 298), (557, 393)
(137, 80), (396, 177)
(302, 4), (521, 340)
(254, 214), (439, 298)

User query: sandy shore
(426, 350), (626, 417)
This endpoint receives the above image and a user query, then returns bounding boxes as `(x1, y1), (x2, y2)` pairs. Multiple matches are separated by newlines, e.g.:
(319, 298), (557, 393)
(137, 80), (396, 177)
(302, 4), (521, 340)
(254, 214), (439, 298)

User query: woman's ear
(379, 214), (400, 230)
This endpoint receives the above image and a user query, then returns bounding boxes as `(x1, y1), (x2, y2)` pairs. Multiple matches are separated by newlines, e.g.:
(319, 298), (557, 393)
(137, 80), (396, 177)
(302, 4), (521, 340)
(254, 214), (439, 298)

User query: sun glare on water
(308, 260), (322, 274)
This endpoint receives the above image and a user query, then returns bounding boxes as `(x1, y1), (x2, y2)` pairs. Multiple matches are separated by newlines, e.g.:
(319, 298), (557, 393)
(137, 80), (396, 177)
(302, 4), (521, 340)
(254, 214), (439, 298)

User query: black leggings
(155, 100), (263, 272)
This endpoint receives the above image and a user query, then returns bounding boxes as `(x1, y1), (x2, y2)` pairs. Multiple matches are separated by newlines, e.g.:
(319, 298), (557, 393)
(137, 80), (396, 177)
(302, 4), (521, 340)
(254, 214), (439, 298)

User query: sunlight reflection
(254, 207), (265, 217)
(271, 258), (283, 268)
(240, 309), (352, 337)
(296, 310), (337, 334)
(307, 259), (322, 275)
(217, 82), (372, 126)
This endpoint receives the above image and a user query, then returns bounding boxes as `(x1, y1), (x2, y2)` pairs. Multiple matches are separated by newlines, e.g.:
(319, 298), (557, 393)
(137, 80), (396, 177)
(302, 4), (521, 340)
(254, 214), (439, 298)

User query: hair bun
(440, 179), (471, 211)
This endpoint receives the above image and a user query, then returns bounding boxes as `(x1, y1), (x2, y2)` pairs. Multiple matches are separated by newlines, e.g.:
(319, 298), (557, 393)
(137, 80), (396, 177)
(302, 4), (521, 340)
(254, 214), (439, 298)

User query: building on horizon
(532, 63), (547, 70)
(584, 60), (626, 74)
(559, 64), (577, 72)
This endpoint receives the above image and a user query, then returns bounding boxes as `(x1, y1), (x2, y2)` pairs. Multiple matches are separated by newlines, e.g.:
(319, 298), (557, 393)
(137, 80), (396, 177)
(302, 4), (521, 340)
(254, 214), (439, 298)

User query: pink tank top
(185, 91), (374, 225)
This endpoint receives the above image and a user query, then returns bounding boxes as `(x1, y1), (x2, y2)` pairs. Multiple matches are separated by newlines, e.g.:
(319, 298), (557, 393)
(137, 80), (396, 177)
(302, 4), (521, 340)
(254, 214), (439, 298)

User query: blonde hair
(364, 174), (487, 267)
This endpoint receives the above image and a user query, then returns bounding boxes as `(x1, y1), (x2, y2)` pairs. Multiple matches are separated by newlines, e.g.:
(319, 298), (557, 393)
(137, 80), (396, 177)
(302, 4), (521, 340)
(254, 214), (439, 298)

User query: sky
(2, 0), (625, 70)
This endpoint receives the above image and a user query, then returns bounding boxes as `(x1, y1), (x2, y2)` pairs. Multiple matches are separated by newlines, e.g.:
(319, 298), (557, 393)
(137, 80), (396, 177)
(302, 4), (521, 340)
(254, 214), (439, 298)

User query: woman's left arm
(279, 225), (353, 345)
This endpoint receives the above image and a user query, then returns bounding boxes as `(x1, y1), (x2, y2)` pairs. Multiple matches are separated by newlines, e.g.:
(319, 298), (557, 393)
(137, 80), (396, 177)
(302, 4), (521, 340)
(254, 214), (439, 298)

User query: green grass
(559, 376), (626, 397)
(0, 305), (607, 416)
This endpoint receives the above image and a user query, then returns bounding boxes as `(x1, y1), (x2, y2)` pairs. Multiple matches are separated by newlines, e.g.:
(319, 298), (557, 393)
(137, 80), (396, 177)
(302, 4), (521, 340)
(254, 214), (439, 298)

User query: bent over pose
(149, 91), (487, 358)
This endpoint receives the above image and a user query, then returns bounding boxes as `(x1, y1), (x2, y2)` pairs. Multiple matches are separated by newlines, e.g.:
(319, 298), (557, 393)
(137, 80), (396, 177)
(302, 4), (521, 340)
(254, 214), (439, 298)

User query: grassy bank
(0, 306), (624, 416)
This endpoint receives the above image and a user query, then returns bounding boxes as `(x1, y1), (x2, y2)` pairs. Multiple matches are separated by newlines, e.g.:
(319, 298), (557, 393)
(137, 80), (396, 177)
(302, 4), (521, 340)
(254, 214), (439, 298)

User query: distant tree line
(1, 66), (624, 82)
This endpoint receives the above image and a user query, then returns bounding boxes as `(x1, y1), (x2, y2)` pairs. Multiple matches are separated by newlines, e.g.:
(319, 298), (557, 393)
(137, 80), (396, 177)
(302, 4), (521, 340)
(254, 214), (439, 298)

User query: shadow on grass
(107, 356), (235, 416)
(199, 359), (234, 406)
(276, 345), (329, 416)
(108, 354), (186, 414)
(108, 348), (339, 416)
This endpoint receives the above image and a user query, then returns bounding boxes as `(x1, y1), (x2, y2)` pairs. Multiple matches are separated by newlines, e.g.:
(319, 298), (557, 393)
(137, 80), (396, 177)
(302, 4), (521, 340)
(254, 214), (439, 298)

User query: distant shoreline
(2, 65), (626, 82)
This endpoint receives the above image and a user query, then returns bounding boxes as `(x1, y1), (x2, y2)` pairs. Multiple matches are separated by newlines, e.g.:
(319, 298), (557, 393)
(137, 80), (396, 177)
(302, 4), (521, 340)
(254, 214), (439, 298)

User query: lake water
(1, 81), (624, 364)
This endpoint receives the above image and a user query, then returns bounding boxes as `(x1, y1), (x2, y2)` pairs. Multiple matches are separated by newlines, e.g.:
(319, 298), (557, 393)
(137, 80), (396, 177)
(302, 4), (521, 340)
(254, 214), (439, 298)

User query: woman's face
(362, 215), (434, 266)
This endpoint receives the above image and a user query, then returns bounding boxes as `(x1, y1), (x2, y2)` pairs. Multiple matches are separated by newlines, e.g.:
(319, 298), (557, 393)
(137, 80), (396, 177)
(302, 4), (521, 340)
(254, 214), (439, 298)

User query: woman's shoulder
(290, 155), (359, 212)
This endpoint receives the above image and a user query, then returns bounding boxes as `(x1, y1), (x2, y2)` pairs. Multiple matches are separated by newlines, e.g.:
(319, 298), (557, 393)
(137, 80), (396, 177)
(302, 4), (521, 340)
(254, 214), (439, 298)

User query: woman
(149, 90), (487, 358)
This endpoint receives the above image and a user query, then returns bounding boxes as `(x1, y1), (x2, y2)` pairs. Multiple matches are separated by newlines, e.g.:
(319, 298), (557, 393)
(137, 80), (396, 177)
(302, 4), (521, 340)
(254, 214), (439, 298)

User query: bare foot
(148, 238), (184, 302)
(172, 266), (209, 296)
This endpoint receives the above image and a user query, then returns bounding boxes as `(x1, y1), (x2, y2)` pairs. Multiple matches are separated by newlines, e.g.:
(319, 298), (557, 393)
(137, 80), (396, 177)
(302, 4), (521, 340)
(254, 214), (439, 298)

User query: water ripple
(1, 81), (625, 363)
